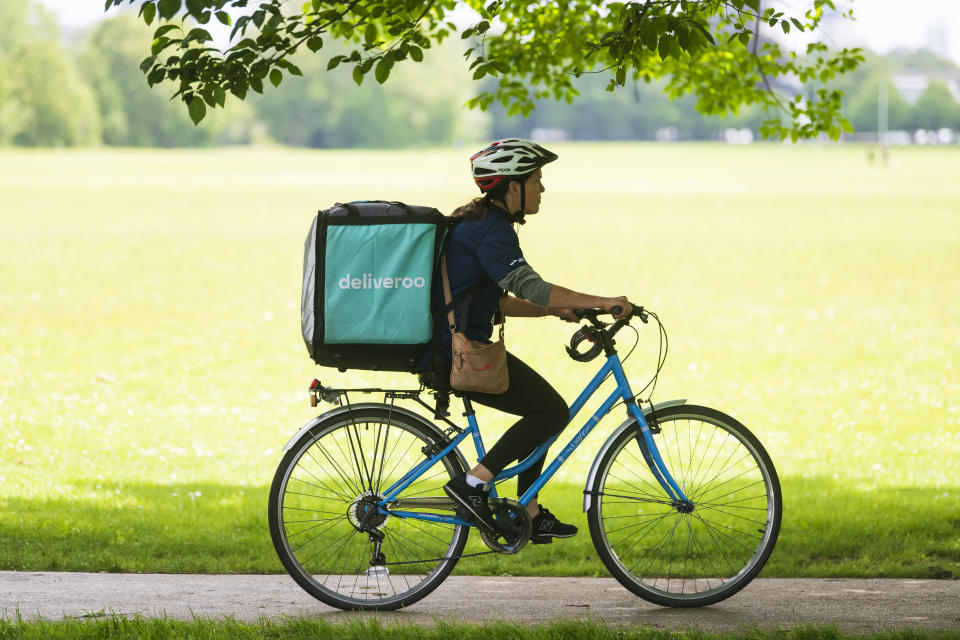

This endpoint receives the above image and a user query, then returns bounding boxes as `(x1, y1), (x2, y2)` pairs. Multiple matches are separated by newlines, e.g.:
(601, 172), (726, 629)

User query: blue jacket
(417, 203), (529, 371)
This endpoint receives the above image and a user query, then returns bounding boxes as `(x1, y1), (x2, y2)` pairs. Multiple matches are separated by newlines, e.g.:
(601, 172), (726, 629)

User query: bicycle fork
(628, 401), (693, 511)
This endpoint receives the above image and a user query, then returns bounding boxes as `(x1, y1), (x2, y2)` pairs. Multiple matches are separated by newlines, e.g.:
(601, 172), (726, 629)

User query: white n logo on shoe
(468, 496), (485, 507)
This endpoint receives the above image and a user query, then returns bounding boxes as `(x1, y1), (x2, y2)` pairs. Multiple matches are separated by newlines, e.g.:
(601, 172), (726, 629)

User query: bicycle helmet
(470, 138), (558, 192)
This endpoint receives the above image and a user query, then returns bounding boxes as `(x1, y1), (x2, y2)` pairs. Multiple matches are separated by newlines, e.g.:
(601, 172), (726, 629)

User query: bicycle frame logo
(382, 352), (689, 526)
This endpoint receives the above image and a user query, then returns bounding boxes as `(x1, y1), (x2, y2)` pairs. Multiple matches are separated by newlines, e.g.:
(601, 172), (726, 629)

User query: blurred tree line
(1, 0), (959, 148)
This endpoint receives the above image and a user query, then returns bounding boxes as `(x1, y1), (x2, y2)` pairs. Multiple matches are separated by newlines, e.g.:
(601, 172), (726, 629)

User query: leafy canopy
(104, 0), (864, 140)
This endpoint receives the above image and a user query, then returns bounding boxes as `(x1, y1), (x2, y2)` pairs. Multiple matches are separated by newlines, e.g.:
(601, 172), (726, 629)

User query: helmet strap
(518, 181), (526, 216)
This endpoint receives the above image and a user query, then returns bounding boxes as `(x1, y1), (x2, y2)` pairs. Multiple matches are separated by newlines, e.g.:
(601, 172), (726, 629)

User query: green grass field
(3, 616), (960, 640)
(0, 143), (958, 579)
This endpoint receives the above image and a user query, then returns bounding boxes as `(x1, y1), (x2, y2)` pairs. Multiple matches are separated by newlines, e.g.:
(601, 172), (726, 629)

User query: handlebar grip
(573, 306), (626, 321)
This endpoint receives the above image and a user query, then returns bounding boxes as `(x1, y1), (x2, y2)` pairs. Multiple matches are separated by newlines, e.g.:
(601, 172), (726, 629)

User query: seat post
(461, 395), (476, 417)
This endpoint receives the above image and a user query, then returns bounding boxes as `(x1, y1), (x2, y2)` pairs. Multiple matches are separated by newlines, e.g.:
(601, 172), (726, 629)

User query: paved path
(2, 573), (958, 632)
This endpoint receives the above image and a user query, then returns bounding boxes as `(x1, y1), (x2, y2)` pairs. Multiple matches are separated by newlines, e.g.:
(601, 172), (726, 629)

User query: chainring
(479, 498), (533, 554)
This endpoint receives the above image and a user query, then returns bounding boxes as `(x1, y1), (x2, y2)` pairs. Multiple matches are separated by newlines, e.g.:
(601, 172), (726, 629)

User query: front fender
(582, 398), (686, 512)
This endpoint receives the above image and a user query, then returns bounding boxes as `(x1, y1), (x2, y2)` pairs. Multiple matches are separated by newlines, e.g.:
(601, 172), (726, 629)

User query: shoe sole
(531, 531), (578, 542)
(443, 485), (499, 536)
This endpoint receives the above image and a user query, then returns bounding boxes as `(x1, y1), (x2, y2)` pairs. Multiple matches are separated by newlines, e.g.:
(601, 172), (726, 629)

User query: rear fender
(282, 402), (469, 472)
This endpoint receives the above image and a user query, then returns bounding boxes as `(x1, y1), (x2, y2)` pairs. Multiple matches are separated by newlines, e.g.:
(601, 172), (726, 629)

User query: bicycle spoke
(589, 407), (781, 606)
(270, 409), (468, 610)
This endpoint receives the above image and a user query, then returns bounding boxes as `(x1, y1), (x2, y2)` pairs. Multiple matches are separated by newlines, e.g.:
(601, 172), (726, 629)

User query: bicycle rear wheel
(269, 405), (468, 610)
(587, 404), (781, 607)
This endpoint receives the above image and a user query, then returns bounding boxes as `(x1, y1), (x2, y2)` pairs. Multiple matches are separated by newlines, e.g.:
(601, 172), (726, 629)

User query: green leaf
(472, 64), (487, 80)
(374, 57), (392, 84)
(214, 85), (227, 107)
(141, 2), (156, 25)
(409, 46), (423, 62)
(688, 20), (716, 46)
(230, 16), (249, 40)
(153, 24), (180, 38)
(188, 97), (206, 125)
(252, 9), (265, 28)
(738, 31), (751, 47)
(139, 55), (157, 74)
(352, 64), (364, 86)
(270, 68), (282, 87)
(229, 82), (247, 99)
(250, 76), (264, 93)
(157, 0), (181, 20)
(216, 11), (231, 25)
(364, 23), (377, 46)
(151, 37), (168, 56)
(658, 35), (675, 60)
(147, 68), (165, 86)
(616, 66), (626, 86)
(306, 36), (323, 52)
(781, 21), (790, 34)
(287, 63), (302, 76)
(791, 18), (804, 31)
(327, 55), (344, 70)
(201, 86), (217, 107)
(186, 28), (213, 43)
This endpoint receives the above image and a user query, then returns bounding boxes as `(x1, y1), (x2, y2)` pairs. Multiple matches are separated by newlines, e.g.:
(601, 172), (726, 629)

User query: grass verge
(2, 145), (958, 577)
(1, 617), (959, 640)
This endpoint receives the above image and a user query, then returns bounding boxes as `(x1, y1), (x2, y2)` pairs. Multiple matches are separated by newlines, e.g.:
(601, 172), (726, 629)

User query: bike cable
(610, 309), (669, 412)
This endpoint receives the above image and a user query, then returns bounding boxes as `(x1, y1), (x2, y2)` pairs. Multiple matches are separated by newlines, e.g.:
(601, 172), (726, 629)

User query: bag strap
(440, 254), (504, 336)
(440, 254), (458, 332)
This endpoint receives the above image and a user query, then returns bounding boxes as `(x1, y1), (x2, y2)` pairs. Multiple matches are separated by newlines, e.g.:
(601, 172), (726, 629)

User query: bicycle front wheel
(587, 404), (781, 607)
(268, 405), (468, 611)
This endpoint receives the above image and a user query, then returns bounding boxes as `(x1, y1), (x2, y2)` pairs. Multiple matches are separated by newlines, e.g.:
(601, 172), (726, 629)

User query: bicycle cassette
(566, 326), (603, 362)
(479, 498), (533, 554)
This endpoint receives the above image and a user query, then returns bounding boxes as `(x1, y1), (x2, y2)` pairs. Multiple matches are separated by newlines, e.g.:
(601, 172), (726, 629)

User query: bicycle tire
(587, 404), (781, 607)
(268, 405), (469, 611)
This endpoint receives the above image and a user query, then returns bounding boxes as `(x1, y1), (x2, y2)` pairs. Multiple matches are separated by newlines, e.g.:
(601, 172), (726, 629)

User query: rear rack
(307, 379), (463, 434)
(308, 379), (422, 407)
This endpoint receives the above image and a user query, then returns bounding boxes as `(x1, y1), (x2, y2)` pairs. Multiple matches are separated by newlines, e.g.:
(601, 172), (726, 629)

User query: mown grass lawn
(0, 144), (957, 579)
(3, 617), (960, 640)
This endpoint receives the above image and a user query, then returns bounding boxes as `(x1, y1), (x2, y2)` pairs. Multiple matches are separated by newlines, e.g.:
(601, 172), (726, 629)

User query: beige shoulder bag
(441, 255), (509, 394)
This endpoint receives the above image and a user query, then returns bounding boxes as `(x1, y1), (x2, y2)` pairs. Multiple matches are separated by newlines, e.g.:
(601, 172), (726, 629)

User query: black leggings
(461, 352), (570, 498)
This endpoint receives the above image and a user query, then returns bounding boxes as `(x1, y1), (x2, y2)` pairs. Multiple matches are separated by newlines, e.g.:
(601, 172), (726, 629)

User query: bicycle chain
(377, 549), (497, 566)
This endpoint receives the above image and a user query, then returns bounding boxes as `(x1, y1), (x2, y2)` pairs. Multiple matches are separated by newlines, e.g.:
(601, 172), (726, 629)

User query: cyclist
(434, 138), (632, 542)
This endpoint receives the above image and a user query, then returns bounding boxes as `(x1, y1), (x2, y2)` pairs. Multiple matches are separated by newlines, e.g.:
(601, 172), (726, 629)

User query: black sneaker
(444, 474), (498, 535)
(530, 506), (578, 544)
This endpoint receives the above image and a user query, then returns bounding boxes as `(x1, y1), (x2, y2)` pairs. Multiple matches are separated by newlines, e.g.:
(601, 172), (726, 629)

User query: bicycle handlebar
(572, 304), (647, 324)
(566, 303), (650, 362)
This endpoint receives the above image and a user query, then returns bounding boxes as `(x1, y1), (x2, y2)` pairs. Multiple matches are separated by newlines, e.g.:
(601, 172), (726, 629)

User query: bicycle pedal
(529, 536), (553, 545)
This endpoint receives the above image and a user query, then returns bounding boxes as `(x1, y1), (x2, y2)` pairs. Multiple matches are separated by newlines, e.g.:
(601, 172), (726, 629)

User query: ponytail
(450, 195), (490, 220)
(449, 177), (529, 225)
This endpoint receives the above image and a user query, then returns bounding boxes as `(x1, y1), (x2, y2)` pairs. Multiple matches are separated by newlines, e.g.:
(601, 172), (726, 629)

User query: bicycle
(268, 305), (782, 610)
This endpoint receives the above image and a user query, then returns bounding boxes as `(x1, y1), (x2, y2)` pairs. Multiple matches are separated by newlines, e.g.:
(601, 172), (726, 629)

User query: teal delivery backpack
(301, 201), (447, 372)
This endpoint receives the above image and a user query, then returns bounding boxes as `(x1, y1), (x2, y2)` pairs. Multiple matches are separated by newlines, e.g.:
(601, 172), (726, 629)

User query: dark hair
(449, 175), (529, 224)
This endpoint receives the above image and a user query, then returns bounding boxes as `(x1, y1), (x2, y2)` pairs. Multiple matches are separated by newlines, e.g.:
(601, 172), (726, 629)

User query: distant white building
(892, 73), (960, 104)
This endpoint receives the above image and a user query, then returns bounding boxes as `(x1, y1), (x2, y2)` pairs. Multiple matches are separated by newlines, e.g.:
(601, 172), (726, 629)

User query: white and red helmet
(470, 138), (558, 192)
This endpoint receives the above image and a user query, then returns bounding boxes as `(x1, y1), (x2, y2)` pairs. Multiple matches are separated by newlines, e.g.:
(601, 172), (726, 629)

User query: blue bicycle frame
(378, 352), (689, 527)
